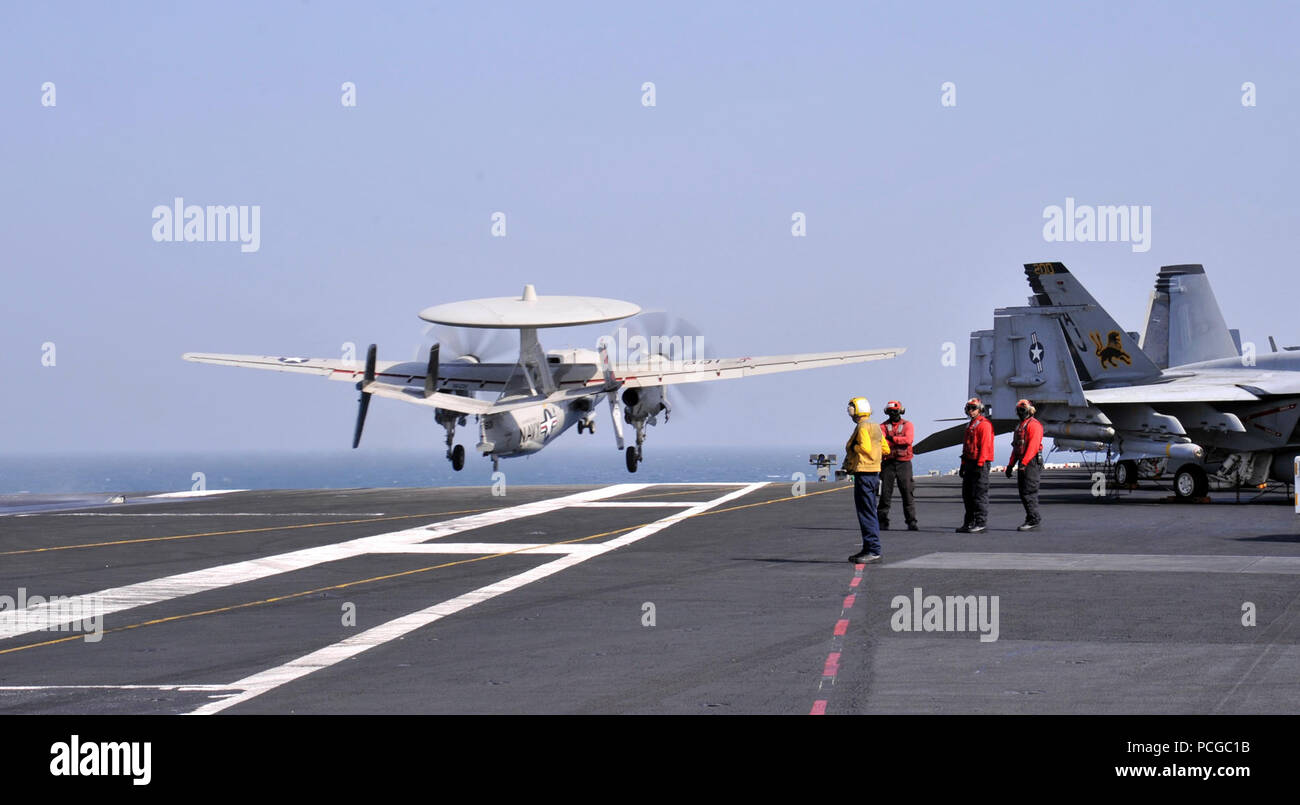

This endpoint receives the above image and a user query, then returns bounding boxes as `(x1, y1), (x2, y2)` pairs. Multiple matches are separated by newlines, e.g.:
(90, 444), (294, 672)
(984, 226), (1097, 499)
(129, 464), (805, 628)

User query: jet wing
(1083, 383), (1261, 404)
(614, 348), (904, 388)
(914, 419), (1017, 454)
(182, 352), (517, 391)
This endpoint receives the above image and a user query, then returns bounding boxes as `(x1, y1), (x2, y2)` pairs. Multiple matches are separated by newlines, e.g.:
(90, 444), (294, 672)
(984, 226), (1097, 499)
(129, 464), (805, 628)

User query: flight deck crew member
(957, 397), (994, 533)
(843, 397), (890, 564)
(878, 400), (918, 531)
(1005, 399), (1044, 531)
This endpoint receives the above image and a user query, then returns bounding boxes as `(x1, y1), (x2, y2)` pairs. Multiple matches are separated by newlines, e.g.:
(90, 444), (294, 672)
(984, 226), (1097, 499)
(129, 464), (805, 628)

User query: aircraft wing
(914, 419), (1017, 454)
(361, 382), (602, 415)
(614, 348), (904, 388)
(182, 352), (517, 391)
(1083, 383), (1261, 404)
(182, 352), (603, 416)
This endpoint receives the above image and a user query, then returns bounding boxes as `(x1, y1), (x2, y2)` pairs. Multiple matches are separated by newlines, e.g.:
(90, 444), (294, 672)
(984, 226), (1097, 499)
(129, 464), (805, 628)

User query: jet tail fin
(1023, 262), (1163, 385)
(1139, 264), (1239, 368)
(969, 302), (1090, 419)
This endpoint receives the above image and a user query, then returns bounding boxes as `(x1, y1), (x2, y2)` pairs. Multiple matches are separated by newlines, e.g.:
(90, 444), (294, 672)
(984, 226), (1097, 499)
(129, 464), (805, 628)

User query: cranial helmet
(965, 397), (982, 412)
(884, 400), (904, 415)
(1016, 398), (1036, 415)
(848, 397), (872, 417)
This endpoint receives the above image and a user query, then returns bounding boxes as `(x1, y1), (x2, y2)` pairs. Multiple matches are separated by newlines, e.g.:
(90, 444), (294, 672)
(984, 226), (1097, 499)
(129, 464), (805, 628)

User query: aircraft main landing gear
(1174, 464), (1209, 499)
(624, 417), (648, 473)
(1114, 459), (1138, 488)
(439, 410), (467, 471)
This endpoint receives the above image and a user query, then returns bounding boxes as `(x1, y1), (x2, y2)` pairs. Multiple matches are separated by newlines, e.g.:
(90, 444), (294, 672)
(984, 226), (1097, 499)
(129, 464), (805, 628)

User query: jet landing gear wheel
(1114, 460), (1138, 488)
(625, 446), (639, 473)
(1174, 464), (1208, 499)
(450, 444), (466, 471)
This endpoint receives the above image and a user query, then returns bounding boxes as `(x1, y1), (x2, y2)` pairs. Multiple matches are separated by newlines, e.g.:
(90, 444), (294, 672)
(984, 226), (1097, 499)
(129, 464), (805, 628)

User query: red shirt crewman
(1006, 399), (1045, 531)
(957, 397), (994, 533)
(878, 400), (919, 530)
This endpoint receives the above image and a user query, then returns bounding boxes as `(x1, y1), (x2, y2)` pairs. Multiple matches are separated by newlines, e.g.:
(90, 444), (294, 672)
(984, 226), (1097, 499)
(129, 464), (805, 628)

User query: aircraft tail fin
(1023, 262), (1162, 385)
(1139, 264), (1239, 368)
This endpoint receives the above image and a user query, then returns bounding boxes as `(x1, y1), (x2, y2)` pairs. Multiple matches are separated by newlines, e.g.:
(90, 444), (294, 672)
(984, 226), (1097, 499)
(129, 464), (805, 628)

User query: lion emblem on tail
(1090, 330), (1132, 368)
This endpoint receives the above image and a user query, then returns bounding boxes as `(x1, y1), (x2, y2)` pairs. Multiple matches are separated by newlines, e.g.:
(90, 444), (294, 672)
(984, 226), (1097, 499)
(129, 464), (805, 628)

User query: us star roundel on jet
(184, 285), (904, 473)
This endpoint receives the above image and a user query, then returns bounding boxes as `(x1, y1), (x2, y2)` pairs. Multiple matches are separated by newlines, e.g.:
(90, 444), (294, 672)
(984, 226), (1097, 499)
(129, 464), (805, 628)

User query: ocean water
(0, 447), (962, 495)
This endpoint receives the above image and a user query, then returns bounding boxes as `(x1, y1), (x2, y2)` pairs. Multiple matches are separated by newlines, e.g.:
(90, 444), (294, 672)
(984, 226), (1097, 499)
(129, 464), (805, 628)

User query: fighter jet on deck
(916, 262), (1300, 498)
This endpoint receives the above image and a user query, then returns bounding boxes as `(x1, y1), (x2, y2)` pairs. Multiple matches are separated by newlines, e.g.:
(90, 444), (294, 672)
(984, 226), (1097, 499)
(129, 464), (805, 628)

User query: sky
(2, 1), (1298, 464)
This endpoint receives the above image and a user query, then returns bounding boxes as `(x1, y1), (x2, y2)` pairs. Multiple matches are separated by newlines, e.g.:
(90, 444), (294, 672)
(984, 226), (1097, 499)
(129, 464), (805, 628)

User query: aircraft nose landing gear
(625, 445), (640, 473)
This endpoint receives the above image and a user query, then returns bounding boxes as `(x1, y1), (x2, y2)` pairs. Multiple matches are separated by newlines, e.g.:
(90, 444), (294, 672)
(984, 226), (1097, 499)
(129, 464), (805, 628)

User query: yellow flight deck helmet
(848, 397), (872, 417)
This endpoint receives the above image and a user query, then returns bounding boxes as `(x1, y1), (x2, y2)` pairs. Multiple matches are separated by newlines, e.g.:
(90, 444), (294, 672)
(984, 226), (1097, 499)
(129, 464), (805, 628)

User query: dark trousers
(879, 459), (917, 526)
(961, 461), (990, 527)
(853, 472), (881, 555)
(1018, 458), (1042, 525)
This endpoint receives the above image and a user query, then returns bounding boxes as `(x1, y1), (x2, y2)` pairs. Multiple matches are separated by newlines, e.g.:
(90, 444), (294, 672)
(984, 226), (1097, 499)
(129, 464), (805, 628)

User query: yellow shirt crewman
(842, 397), (889, 563)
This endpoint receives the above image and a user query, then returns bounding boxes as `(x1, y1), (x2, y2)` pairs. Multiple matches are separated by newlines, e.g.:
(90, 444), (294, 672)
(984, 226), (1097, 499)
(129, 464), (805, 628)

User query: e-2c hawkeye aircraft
(917, 263), (1300, 498)
(184, 285), (904, 473)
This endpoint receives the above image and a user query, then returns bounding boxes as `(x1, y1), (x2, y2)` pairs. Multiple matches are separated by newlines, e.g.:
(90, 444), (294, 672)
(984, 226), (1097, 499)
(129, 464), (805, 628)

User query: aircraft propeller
(352, 343), (377, 448)
(423, 343), (440, 398)
(610, 310), (712, 416)
(421, 324), (514, 363)
(598, 340), (625, 450)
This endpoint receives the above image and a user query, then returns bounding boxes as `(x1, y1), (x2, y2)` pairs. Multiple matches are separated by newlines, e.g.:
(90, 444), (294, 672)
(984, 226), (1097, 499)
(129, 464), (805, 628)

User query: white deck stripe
(567, 501), (703, 508)
(0, 484), (649, 640)
(188, 482), (767, 714)
(886, 552), (1300, 574)
(377, 542), (606, 556)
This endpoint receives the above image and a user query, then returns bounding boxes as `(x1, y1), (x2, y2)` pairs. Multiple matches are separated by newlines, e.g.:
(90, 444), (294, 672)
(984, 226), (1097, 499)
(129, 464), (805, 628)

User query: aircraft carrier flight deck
(1, 471), (1297, 715)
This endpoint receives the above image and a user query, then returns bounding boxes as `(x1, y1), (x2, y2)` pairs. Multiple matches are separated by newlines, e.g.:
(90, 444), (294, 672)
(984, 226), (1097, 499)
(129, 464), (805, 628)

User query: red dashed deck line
(811, 562), (867, 713)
